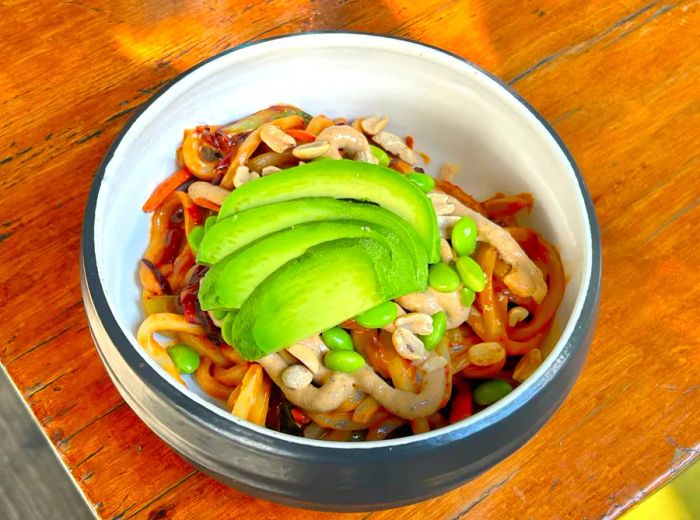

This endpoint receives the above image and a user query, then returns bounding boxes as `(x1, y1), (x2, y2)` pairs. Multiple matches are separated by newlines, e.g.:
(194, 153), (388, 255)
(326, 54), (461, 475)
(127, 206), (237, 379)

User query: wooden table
(1, 1), (698, 518)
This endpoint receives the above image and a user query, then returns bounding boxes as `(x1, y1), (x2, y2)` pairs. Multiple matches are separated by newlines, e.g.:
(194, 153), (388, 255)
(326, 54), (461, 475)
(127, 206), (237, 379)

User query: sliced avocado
(220, 311), (237, 346)
(199, 220), (425, 311)
(217, 160), (440, 263)
(232, 238), (410, 360)
(197, 198), (427, 267)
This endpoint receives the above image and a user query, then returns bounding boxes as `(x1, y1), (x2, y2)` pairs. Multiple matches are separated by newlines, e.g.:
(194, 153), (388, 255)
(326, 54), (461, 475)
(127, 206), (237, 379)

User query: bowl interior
(92, 33), (593, 445)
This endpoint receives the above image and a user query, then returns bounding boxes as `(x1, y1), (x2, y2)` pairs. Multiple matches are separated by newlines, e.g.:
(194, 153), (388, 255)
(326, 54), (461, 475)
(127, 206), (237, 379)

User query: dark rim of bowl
(80, 31), (602, 453)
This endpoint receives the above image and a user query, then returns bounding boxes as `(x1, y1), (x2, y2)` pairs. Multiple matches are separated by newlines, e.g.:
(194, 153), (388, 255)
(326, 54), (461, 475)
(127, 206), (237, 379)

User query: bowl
(80, 32), (601, 511)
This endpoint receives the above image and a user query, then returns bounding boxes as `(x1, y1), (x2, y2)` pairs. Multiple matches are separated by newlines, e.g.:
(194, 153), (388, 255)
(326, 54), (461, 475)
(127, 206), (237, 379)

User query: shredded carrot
(192, 197), (220, 212)
(436, 180), (488, 216)
(285, 129), (316, 144)
(482, 193), (534, 219)
(390, 158), (413, 174)
(142, 170), (191, 212)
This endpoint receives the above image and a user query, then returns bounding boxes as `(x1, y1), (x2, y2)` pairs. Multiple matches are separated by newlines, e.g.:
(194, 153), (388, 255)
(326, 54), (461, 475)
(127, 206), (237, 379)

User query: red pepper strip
(285, 129), (316, 144)
(291, 408), (310, 425)
(449, 380), (473, 424)
(142, 170), (191, 212)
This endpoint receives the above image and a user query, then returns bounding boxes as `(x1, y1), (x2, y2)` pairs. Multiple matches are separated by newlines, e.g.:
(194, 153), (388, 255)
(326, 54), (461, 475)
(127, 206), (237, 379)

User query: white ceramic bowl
(81, 32), (601, 511)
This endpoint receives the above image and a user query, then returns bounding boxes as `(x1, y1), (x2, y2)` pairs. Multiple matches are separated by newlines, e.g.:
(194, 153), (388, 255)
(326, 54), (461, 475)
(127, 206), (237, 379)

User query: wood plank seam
(508, 0), (679, 84)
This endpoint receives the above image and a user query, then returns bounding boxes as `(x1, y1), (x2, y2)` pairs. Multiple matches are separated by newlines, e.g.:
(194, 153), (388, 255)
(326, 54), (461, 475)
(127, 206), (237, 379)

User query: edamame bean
(419, 311), (447, 351)
(474, 379), (513, 406)
(460, 287), (476, 307)
(187, 225), (205, 254)
(405, 173), (435, 193)
(451, 216), (478, 256)
(355, 301), (397, 328)
(455, 256), (486, 292)
(370, 145), (390, 167)
(204, 216), (217, 233)
(324, 350), (365, 373)
(428, 262), (461, 292)
(321, 326), (354, 350)
(168, 343), (201, 374)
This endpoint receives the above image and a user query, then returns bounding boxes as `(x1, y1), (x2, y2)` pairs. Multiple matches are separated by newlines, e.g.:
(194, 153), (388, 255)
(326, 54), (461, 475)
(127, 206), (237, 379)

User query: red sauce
(179, 266), (207, 324)
(186, 204), (204, 225)
(157, 208), (184, 266)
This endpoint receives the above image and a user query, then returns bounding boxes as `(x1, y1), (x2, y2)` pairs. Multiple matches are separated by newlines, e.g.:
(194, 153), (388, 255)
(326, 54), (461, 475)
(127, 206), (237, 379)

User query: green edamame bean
(324, 350), (365, 373)
(405, 173), (436, 193)
(474, 379), (513, 406)
(187, 225), (205, 254)
(455, 256), (486, 292)
(204, 216), (217, 233)
(419, 311), (447, 351)
(451, 216), (478, 256)
(168, 343), (201, 374)
(355, 301), (397, 328)
(370, 145), (390, 167)
(460, 287), (476, 307)
(428, 262), (461, 292)
(321, 326), (354, 350)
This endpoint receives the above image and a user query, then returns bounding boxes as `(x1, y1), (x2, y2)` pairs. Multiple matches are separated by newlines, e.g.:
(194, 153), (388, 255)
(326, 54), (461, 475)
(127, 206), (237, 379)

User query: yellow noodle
(213, 362), (249, 386)
(195, 358), (235, 400)
(177, 332), (230, 366)
(137, 313), (205, 384)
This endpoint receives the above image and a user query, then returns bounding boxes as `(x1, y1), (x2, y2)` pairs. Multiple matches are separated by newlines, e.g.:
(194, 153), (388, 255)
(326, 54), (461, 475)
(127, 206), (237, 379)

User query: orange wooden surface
(1, 0), (699, 518)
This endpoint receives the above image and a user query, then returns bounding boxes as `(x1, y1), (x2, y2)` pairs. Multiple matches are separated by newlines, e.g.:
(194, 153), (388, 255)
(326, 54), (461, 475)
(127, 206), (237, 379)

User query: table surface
(1, 0), (699, 518)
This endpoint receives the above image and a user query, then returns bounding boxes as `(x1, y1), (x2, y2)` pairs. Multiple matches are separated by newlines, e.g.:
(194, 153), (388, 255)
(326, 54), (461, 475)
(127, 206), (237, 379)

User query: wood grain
(1, 0), (699, 518)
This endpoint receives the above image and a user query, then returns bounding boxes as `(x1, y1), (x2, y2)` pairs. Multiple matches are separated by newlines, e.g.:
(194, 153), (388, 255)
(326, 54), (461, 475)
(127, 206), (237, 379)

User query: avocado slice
(232, 238), (406, 360)
(197, 197), (427, 267)
(217, 160), (440, 263)
(199, 220), (426, 311)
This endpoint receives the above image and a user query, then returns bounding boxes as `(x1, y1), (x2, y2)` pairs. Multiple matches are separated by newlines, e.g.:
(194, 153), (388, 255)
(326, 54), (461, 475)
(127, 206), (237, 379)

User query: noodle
(136, 105), (565, 441)
(137, 313), (205, 384)
(195, 358), (235, 400)
(352, 396), (382, 424)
